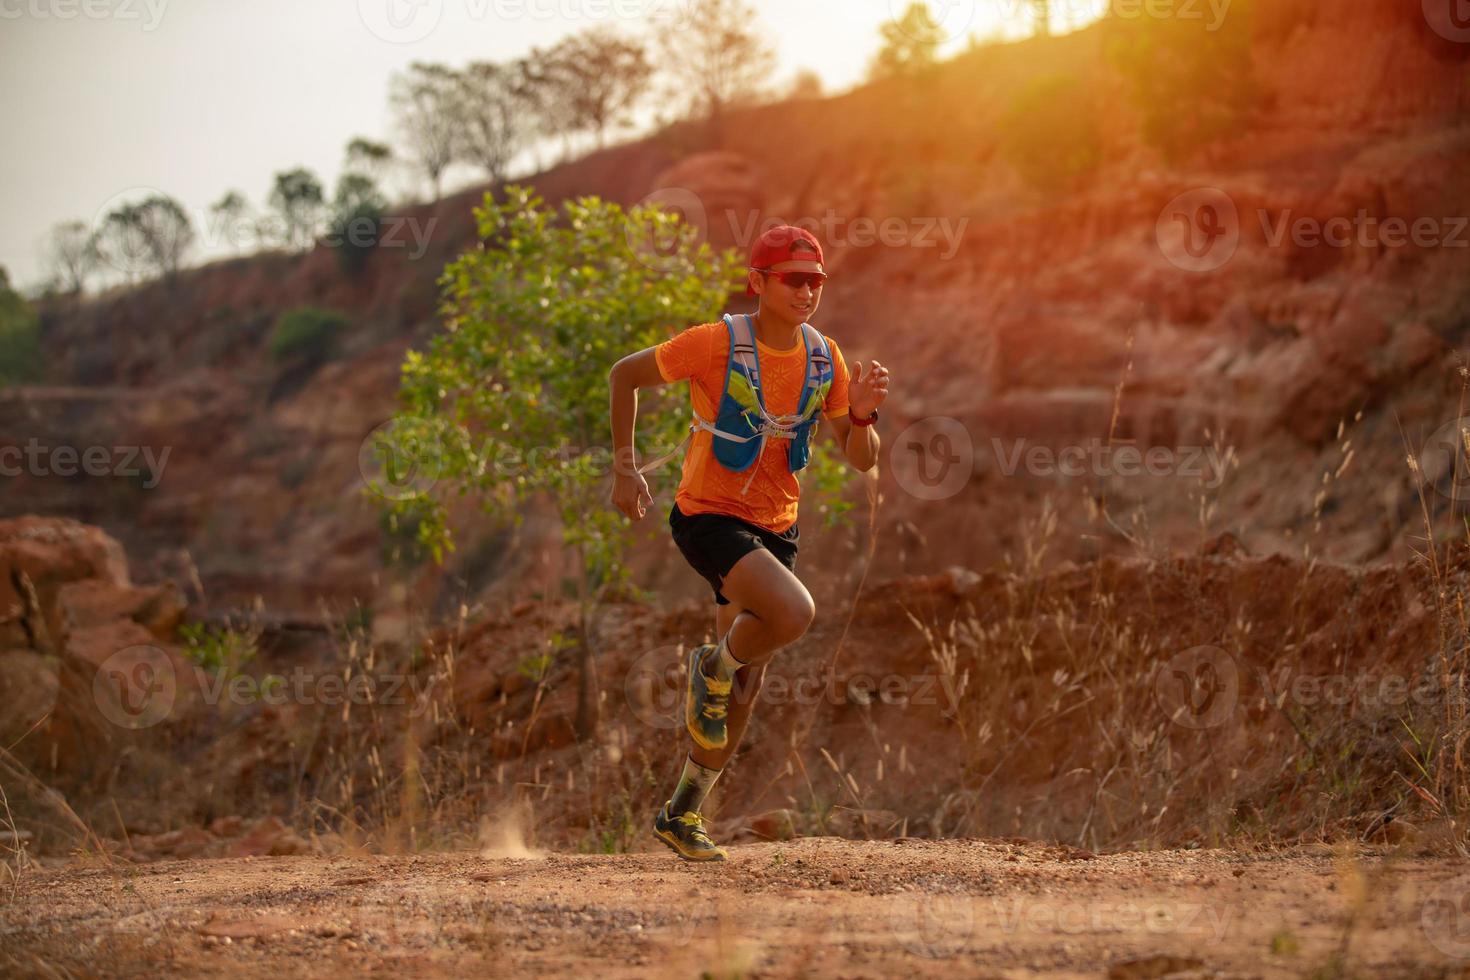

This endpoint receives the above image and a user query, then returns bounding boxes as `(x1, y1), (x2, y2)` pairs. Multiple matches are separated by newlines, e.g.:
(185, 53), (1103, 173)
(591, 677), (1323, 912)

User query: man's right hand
(612, 470), (654, 521)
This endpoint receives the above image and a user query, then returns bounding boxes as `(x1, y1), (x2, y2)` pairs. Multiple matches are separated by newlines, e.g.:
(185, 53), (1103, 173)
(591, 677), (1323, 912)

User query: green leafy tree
(381, 187), (861, 737)
(209, 190), (252, 255)
(328, 173), (389, 275)
(0, 267), (43, 387)
(268, 168), (326, 251)
(870, 2), (946, 79)
(375, 190), (681, 736)
(1104, 0), (1257, 163)
(345, 137), (394, 185)
(1000, 74), (1102, 191)
(269, 306), (348, 364)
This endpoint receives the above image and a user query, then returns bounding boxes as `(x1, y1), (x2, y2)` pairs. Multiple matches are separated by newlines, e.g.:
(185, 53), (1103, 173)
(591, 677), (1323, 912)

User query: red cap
(746, 225), (825, 296)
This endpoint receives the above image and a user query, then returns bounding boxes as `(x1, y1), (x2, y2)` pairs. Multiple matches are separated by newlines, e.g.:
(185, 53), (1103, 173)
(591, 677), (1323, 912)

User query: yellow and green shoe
(685, 643), (732, 750)
(653, 805), (727, 862)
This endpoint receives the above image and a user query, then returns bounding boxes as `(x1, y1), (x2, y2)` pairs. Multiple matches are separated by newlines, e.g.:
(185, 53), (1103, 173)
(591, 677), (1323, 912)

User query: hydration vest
(639, 314), (834, 495)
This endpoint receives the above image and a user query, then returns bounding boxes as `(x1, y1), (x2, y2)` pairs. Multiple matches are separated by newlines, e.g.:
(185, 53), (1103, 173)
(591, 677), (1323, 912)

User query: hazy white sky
(0, 0), (1100, 291)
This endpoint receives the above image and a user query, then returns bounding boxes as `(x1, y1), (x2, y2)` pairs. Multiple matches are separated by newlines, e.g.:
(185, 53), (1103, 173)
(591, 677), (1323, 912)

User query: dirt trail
(3, 838), (1467, 978)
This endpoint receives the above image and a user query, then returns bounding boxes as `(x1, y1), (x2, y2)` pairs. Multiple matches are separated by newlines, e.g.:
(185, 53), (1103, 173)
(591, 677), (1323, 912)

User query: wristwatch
(849, 408), (878, 427)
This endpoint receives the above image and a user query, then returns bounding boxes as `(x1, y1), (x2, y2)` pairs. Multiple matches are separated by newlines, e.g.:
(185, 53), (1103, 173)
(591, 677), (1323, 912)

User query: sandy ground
(3, 838), (1468, 979)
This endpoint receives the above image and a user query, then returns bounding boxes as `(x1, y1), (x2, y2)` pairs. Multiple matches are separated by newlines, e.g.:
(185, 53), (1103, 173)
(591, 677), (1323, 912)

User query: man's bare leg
(661, 549), (814, 848)
(712, 548), (816, 669)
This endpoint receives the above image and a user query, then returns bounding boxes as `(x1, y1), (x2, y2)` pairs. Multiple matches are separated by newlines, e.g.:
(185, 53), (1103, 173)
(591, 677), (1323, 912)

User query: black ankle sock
(668, 756), (722, 816)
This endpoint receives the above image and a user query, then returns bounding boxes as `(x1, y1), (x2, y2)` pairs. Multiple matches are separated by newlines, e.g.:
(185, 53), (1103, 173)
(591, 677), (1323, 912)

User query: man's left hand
(849, 360), (890, 418)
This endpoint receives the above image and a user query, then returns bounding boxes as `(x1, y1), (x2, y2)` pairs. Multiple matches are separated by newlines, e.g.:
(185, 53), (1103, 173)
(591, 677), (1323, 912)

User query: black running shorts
(668, 502), (799, 605)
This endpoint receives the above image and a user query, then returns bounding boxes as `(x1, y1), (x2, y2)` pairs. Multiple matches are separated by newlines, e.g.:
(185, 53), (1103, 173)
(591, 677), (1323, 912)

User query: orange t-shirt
(655, 321), (851, 533)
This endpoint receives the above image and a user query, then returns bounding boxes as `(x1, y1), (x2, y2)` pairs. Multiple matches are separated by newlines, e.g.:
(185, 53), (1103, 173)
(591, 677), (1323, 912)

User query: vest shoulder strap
(799, 322), (831, 368)
(722, 313), (760, 386)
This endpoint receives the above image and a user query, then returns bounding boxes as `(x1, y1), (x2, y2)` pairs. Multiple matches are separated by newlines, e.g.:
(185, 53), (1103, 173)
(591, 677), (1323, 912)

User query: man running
(608, 224), (890, 861)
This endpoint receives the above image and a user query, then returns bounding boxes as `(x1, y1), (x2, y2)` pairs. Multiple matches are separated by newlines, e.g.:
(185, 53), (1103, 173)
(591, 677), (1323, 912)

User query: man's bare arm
(608, 347), (667, 519)
(827, 412), (879, 472)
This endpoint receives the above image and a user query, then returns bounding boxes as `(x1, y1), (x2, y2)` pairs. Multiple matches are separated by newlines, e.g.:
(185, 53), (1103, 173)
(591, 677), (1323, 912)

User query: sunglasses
(754, 268), (828, 290)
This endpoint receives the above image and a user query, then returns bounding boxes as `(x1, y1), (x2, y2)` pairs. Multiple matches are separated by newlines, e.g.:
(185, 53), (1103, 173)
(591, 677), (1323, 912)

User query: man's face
(751, 257), (824, 324)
